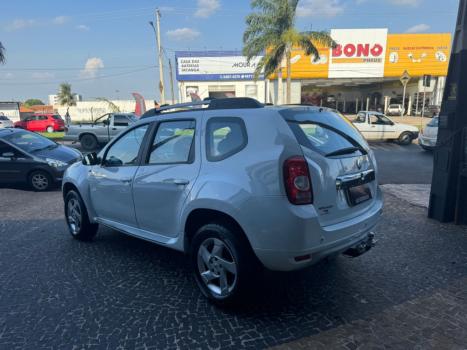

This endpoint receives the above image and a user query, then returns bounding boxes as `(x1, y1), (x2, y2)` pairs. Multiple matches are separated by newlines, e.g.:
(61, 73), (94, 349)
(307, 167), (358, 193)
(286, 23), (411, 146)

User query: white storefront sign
(329, 28), (388, 78)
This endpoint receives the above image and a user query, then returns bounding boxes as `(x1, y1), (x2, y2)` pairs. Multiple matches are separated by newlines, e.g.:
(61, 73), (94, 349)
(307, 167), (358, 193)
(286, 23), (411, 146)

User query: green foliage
(23, 99), (45, 107)
(243, 0), (336, 81)
(57, 83), (76, 106)
(95, 97), (121, 113)
(0, 41), (5, 64)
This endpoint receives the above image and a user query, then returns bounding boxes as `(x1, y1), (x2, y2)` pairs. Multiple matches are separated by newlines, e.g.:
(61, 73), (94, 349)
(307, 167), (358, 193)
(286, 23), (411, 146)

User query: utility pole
(168, 58), (176, 104)
(155, 9), (165, 105)
(429, 0), (467, 223)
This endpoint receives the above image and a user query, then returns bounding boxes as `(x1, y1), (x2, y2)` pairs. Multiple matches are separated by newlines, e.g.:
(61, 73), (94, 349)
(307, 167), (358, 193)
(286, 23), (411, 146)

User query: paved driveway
(0, 187), (466, 349)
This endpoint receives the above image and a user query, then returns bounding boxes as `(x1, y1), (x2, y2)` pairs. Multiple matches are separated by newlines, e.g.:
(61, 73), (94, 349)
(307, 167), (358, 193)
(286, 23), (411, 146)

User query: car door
(0, 140), (34, 183)
(353, 112), (373, 139)
(88, 123), (150, 227)
(110, 115), (131, 137)
(368, 114), (385, 140)
(26, 116), (40, 131)
(132, 118), (200, 238)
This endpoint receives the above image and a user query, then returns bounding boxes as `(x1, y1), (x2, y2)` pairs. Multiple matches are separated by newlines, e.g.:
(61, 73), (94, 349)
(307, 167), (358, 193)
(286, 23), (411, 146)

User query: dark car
(0, 128), (81, 191)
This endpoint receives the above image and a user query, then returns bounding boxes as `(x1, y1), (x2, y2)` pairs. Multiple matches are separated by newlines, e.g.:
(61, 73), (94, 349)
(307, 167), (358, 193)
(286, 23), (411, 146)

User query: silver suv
(62, 98), (383, 304)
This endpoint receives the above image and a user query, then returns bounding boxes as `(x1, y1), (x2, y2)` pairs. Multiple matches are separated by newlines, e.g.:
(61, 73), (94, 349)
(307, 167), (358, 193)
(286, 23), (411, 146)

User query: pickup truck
(352, 111), (419, 145)
(63, 113), (137, 151)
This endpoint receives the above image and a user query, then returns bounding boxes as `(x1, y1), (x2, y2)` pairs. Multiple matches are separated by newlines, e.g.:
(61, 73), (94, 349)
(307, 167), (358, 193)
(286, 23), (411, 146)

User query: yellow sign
(274, 45), (330, 79)
(384, 33), (451, 77)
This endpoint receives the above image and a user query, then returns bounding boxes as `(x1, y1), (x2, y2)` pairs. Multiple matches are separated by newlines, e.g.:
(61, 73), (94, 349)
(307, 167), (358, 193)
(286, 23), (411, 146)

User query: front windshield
(3, 130), (56, 153)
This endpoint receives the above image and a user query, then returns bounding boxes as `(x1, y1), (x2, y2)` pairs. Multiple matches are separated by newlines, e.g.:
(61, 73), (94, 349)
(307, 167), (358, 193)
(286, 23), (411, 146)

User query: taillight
(283, 156), (313, 205)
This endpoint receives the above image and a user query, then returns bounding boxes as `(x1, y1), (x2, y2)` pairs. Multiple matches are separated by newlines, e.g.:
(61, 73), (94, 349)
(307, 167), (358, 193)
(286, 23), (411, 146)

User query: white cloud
(31, 72), (55, 79)
(195, 0), (220, 18)
(166, 28), (200, 41)
(406, 23), (430, 33)
(53, 16), (69, 25)
(389, 0), (421, 6)
(80, 57), (104, 78)
(297, 0), (344, 18)
(6, 19), (37, 31)
(76, 24), (90, 32)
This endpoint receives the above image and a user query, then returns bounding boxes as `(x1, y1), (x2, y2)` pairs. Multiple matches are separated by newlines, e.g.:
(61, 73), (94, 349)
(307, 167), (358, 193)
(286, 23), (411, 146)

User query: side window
(354, 113), (366, 123)
(206, 117), (247, 161)
(39, 116), (48, 121)
(370, 115), (380, 125)
(114, 115), (130, 127)
(104, 124), (149, 167)
(147, 120), (195, 164)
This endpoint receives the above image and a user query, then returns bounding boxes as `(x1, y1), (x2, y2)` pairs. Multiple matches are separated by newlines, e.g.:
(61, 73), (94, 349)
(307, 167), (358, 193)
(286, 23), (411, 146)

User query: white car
(419, 116), (439, 150)
(62, 99), (383, 304)
(352, 111), (420, 145)
(0, 115), (14, 128)
(387, 104), (404, 116)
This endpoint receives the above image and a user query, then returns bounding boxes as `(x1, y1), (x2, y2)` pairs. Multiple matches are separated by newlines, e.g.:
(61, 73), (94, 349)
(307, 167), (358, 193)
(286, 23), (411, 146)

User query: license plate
(346, 184), (372, 206)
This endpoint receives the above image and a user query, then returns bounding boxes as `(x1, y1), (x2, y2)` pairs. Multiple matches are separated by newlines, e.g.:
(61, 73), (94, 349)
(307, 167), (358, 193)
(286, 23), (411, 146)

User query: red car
(14, 114), (65, 133)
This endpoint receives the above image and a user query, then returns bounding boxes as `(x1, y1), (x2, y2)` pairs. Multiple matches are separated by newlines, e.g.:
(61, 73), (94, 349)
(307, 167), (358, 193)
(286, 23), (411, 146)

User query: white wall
(0, 102), (20, 122)
(54, 100), (157, 122)
(178, 80), (267, 103)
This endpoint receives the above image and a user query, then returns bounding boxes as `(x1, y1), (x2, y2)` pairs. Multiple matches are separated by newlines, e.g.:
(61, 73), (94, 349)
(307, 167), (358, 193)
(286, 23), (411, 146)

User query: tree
(23, 99), (45, 107)
(243, 0), (336, 104)
(57, 83), (76, 106)
(96, 97), (121, 113)
(0, 41), (5, 64)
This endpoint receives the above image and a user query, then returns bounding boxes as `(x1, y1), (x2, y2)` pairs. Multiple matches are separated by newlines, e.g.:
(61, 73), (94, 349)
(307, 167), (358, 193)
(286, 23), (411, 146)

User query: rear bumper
(251, 188), (383, 271)
(419, 135), (437, 149)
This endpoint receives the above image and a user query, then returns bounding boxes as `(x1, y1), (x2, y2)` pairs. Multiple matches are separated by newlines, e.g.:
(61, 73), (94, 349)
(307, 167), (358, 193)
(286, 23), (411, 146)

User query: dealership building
(176, 29), (451, 115)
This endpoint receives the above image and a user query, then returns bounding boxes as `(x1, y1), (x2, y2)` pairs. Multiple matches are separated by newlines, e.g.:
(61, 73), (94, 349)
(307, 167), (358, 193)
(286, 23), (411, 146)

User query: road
(3, 143), (466, 350)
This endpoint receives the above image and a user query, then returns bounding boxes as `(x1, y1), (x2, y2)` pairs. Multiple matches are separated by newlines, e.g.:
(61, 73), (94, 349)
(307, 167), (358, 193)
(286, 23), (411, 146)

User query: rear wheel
(191, 223), (259, 305)
(64, 190), (98, 241)
(46, 126), (54, 133)
(80, 134), (98, 151)
(398, 132), (413, 146)
(29, 170), (52, 191)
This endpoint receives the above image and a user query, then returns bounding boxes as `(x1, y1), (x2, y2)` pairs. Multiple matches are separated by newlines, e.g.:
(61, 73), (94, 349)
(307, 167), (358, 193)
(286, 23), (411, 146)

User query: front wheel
(398, 132), (413, 146)
(46, 126), (54, 133)
(65, 190), (99, 241)
(191, 223), (259, 305)
(29, 170), (52, 191)
(80, 134), (98, 151)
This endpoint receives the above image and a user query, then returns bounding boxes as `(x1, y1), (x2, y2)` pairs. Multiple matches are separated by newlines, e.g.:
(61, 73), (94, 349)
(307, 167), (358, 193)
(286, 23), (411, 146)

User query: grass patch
(39, 132), (65, 140)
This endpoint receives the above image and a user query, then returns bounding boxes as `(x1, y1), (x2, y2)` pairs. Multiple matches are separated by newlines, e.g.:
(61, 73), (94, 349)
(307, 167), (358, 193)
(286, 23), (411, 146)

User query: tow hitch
(343, 232), (377, 257)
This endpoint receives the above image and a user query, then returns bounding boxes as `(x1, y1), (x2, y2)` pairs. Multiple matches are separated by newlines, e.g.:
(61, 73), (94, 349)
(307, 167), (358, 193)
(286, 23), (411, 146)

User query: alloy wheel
(31, 173), (49, 190)
(67, 197), (82, 235)
(197, 238), (238, 297)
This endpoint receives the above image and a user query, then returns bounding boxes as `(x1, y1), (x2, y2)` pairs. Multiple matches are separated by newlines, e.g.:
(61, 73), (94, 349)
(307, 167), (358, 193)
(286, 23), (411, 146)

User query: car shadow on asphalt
(0, 182), (61, 192)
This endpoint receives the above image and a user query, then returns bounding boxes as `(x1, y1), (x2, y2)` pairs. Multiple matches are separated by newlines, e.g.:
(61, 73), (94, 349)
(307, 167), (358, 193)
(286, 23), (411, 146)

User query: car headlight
(46, 158), (68, 168)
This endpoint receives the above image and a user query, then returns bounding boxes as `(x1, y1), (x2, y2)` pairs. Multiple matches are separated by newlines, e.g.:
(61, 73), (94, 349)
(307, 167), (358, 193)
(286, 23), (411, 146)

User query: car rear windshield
(52, 115), (63, 120)
(280, 107), (369, 157)
(0, 116), (9, 120)
(427, 117), (439, 127)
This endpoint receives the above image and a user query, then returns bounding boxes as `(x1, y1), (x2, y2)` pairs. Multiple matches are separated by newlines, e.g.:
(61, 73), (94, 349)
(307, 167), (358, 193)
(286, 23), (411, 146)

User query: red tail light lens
(283, 156), (313, 205)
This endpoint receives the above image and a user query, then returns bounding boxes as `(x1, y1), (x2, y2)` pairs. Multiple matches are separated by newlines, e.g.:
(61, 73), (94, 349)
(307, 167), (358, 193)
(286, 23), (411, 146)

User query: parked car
(386, 104), (405, 116)
(419, 116), (439, 151)
(352, 111), (419, 145)
(14, 114), (65, 133)
(0, 128), (81, 191)
(62, 99), (383, 304)
(63, 113), (137, 151)
(0, 115), (14, 128)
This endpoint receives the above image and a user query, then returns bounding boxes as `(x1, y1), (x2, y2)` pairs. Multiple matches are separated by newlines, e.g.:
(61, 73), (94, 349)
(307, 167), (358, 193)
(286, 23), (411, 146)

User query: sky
(0, 0), (460, 103)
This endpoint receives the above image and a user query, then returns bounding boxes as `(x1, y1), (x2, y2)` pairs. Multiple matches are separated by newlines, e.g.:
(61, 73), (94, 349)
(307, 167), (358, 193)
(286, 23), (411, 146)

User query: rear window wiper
(325, 147), (362, 158)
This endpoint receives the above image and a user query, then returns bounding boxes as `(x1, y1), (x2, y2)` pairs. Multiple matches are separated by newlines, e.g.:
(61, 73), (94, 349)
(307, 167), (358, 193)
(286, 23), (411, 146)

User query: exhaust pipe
(343, 232), (376, 258)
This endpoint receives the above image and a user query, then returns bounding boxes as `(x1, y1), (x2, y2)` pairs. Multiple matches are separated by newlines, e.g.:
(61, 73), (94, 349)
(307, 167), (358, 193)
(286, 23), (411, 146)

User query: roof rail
(140, 97), (264, 119)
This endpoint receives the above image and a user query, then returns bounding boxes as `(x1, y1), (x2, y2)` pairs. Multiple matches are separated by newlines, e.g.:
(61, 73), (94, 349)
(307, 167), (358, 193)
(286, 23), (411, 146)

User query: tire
(46, 126), (54, 133)
(28, 170), (52, 191)
(191, 223), (259, 305)
(80, 134), (98, 151)
(64, 190), (99, 241)
(398, 132), (413, 146)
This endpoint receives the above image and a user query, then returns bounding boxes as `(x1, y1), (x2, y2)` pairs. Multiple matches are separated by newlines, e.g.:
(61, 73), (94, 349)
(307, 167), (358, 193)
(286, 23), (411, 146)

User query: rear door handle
(120, 178), (132, 184)
(163, 178), (190, 186)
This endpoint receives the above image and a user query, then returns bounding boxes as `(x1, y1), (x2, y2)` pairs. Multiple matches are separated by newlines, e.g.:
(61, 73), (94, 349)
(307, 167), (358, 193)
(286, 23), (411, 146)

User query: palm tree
(243, 0), (336, 104)
(0, 41), (5, 64)
(57, 83), (76, 106)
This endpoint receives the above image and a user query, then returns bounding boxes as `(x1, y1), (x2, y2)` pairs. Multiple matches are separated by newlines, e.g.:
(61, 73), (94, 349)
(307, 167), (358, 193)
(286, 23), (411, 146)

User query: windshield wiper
(325, 147), (361, 158)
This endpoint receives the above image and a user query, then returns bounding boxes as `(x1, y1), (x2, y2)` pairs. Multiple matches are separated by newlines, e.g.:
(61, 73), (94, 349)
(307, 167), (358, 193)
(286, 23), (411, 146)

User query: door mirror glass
(103, 118), (110, 126)
(1, 152), (15, 159)
(82, 152), (100, 166)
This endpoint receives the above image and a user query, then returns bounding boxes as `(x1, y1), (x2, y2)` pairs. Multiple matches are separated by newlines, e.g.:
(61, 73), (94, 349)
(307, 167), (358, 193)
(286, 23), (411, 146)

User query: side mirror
(1, 152), (15, 159)
(82, 152), (100, 166)
(103, 119), (110, 126)
(103, 156), (123, 167)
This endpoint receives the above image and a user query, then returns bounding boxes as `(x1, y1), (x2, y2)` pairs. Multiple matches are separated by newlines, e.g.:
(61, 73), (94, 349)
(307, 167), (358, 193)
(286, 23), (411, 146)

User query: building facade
(176, 30), (451, 116)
